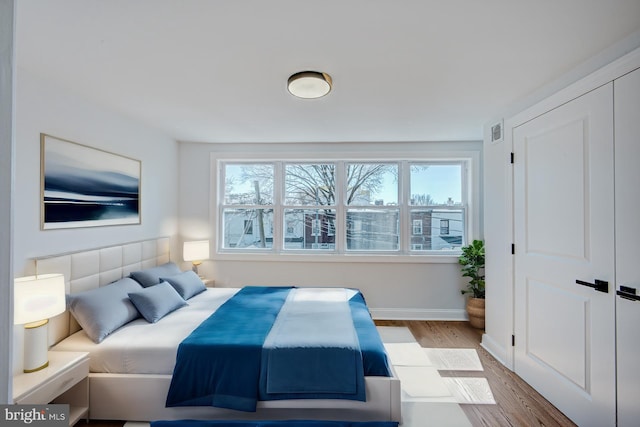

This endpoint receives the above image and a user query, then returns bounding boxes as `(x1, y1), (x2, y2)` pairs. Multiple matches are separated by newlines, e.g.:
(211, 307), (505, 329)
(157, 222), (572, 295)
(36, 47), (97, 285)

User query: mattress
(52, 287), (240, 374)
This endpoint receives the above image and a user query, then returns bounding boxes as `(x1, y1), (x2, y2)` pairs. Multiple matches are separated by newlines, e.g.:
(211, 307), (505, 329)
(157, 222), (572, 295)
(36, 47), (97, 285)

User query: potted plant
(459, 239), (485, 329)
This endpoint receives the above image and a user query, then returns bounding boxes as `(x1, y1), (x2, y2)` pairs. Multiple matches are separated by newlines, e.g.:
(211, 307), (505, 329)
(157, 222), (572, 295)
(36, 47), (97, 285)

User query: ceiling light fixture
(287, 71), (332, 99)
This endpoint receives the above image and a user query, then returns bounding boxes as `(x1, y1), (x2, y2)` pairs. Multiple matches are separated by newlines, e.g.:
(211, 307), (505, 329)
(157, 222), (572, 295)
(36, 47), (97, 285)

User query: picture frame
(41, 134), (141, 230)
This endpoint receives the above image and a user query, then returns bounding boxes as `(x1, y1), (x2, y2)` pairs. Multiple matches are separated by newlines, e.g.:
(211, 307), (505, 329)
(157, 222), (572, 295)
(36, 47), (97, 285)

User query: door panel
(513, 83), (615, 427)
(526, 279), (588, 389)
(524, 119), (587, 259)
(614, 67), (640, 427)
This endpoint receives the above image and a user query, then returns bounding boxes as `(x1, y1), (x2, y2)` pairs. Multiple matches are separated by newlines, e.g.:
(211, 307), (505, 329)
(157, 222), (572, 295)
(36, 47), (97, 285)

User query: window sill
(213, 252), (460, 264)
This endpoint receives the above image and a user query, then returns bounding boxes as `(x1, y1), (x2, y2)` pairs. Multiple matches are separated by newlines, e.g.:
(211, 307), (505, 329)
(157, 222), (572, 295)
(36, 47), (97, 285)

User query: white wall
(14, 70), (180, 274)
(178, 141), (483, 317)
(0, 0), (16, 404)
(12, 70), (179, 373)
(481, 127), (512, 364)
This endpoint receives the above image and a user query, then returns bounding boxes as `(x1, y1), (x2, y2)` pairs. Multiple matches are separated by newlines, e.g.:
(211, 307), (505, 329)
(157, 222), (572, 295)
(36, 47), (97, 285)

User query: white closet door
(615, 67), (640, 427)
(513, 83), (615, 427)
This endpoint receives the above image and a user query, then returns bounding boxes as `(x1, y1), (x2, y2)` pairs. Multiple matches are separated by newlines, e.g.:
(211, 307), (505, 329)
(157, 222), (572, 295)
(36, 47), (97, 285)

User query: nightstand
(13, 351), (89, 426)
(203, 278), (215, 287)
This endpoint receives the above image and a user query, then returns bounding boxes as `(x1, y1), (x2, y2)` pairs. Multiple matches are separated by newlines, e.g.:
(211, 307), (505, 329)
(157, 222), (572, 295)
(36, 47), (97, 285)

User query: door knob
(617, 285), (640, 302)
(575, 279), (608, 293)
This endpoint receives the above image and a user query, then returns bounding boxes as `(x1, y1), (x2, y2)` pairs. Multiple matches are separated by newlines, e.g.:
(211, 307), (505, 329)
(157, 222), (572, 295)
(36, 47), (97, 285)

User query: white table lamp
(183, 240), (209, 277)
(14, 274), (66, 373)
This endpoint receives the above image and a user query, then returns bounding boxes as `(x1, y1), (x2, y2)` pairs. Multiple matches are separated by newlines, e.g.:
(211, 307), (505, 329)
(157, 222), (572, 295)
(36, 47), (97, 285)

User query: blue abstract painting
(41, 134), (141, 229)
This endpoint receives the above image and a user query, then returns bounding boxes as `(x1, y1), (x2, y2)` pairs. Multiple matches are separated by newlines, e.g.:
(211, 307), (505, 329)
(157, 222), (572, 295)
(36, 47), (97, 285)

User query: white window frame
(212, 146), (480, 263)
(412, 219), (423, 235)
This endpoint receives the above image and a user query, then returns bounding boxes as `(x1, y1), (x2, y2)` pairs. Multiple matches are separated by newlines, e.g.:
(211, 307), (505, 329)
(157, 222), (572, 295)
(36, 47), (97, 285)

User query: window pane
(410, 209), (464, 250)
(412, 219), (423, 235)
(346, 164), (398, 205)
(283, 209), (336, 250)
(284, 164), (336, 205)
(224, 164), (273, 205)
(222, 208), (274, 249)
(410, 164), (462, 206)
(346, 209), (399, 251)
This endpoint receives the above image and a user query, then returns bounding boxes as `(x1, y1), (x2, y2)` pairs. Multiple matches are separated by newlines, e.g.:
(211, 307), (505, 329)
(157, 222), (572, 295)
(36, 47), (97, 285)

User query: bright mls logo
(1, 405), (68, 426)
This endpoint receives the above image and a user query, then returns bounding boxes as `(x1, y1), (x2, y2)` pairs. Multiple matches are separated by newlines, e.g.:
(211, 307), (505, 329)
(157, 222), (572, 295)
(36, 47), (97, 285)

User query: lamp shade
(183, 240), (210, 262)
(14, 274), (66, 326)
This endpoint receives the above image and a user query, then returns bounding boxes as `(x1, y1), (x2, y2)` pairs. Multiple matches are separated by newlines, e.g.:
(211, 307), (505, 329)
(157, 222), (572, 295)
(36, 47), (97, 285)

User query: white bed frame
(34, 238), (401, 422)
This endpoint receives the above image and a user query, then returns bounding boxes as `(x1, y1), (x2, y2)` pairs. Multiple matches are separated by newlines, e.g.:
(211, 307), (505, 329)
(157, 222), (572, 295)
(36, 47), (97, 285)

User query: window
(283, 164), (337, 250)
(345, 163), (399, 251)
(311, 219), (321, 236)
(440, 219), (450, 235)
(327, 219), (335, 236)
(409, 164), (464, 251)
(219, 159), (469, 255)
(221, 164), (274, 250)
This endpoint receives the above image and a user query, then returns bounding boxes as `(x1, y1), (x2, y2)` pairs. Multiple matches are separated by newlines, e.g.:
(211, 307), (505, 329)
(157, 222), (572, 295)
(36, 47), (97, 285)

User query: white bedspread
(52, 287), (240, 374)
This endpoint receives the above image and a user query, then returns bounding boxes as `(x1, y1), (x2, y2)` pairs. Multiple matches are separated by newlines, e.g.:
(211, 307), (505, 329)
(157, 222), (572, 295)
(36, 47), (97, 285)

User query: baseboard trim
(480, 333), (508, 368)
(370, 308), (468, 321)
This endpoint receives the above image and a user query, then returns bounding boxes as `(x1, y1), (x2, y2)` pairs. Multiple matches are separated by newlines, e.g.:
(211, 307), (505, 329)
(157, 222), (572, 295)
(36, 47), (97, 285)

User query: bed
(33, 238), (401, 422)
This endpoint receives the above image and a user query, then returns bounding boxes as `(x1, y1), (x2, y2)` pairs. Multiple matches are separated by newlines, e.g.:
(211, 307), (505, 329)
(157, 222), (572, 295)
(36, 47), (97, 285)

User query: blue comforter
(259, 288), (365, 401)
(166, 286), (391, 412)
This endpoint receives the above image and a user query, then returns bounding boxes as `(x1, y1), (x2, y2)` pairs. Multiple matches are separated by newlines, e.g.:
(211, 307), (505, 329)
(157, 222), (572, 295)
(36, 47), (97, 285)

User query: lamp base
(191, 261), (203, 278)
(24, 319), (49, 373)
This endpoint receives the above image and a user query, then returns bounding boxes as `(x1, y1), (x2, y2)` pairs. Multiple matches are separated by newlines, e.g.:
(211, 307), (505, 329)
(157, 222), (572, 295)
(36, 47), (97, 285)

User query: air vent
(491, 120), (503, 143)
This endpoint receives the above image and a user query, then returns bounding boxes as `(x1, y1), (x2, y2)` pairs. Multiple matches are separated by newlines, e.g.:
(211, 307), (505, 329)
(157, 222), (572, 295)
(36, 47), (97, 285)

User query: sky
(224, 163), (462, 206)
(345, 164), (462, 206)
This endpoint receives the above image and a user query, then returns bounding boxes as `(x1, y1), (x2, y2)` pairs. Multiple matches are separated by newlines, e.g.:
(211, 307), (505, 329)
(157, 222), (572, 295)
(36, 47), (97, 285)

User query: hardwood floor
(377, 320), (576, 427)
(76, 321), (576, 427)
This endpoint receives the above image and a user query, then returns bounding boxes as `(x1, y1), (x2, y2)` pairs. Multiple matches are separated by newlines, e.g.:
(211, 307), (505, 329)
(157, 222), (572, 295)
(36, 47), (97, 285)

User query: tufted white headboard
(34, 237), (171, 346)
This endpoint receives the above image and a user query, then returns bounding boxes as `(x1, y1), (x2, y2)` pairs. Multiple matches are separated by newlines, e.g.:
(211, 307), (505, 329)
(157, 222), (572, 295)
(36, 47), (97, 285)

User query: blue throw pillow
(67, 277), (142, 343)
(161, 270), (206, 300)
(129, 262), (182, 287)
(128, 281), (187, 323)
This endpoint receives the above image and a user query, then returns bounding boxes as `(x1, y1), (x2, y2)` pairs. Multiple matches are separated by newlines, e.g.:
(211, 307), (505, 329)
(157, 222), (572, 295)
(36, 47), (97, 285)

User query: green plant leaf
(458, 239), (485, 299)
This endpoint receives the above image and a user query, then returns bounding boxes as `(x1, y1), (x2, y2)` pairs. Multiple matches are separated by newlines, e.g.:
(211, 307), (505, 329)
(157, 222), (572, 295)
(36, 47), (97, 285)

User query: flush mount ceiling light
(287, 71), (332, 99)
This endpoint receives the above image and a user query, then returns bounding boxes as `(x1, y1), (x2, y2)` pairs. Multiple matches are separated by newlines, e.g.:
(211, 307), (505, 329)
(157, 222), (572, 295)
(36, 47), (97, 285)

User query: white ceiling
(15, 0), (640, 143)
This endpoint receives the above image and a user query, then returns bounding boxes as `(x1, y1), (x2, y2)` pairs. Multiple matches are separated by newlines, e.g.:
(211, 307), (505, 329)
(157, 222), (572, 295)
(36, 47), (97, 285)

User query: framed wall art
(41, 134), (141, 230)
